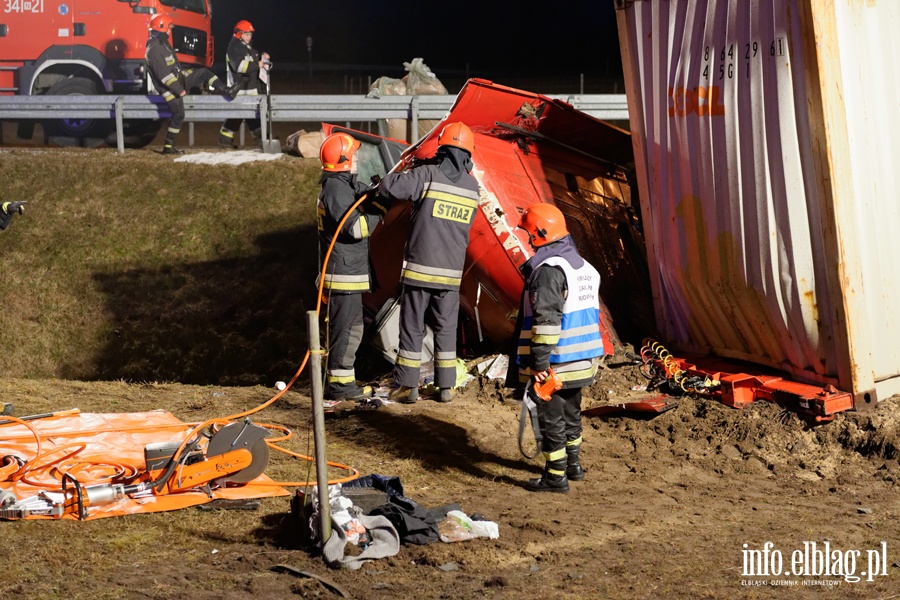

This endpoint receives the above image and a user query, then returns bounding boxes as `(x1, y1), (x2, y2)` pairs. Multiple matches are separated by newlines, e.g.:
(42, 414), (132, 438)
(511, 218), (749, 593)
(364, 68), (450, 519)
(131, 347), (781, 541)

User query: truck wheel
(42, 77), (112, 148)
(106, 120), (162, 149)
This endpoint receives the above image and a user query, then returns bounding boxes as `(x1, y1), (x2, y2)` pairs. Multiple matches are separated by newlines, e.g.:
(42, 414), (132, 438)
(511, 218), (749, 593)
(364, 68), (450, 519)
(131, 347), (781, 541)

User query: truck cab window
(159, 0), (208, 16)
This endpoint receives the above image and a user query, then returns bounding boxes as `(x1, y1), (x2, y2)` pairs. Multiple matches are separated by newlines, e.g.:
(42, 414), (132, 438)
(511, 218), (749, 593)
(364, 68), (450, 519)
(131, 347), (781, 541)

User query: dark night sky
(208, 1), (621, 78)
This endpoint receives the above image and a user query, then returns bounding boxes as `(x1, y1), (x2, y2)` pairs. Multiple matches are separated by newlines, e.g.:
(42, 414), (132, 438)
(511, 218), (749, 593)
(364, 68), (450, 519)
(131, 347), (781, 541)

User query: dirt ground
(1, 356), (898, 600)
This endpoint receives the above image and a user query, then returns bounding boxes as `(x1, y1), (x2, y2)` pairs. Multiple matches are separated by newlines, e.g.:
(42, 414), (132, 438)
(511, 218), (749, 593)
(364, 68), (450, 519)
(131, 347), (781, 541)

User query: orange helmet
(149, 13), (174, 33)
(319, 133), (361, 172)
(234, 20), (255, 38)
(438, 122), (475, 155)
(519, 203), (568, 247)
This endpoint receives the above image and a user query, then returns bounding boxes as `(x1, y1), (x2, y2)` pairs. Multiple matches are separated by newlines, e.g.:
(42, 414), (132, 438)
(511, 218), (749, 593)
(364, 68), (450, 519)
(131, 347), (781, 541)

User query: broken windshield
(158, 0), (207, 16)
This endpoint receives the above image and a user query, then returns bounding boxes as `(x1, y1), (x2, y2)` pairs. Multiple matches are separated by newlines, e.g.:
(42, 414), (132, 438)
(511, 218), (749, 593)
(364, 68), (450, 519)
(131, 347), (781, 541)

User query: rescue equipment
(0, 416), (274, 521)
(637, 339), (854, 421)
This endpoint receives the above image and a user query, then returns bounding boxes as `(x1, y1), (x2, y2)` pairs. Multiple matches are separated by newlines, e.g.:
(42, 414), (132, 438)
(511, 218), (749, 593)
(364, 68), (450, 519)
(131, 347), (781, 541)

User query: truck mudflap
(353, 78), (652, 357)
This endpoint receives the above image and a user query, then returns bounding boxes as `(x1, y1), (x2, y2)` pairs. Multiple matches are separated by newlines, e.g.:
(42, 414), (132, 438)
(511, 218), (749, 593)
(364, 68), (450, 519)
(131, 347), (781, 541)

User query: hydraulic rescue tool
(0, 419), (270, 520)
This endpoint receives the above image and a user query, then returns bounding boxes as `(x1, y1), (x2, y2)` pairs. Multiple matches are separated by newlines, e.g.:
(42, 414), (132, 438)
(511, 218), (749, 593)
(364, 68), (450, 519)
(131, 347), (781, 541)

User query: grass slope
(0, 149), (324, 385)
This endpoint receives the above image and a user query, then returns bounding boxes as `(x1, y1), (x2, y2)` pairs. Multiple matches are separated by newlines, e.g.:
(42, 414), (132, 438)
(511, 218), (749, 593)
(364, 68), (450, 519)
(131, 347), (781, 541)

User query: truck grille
(170, 26), (207, 61)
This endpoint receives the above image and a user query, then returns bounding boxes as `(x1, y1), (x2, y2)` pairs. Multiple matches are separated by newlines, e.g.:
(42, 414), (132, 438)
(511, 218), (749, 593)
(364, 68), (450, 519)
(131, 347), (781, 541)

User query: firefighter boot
(438, 388), (454, 403)
(218, 128), (235, 149)
(212, 79), (241, 100)
(525, 457), (569, 493)
(389, 386), (419, 404)
(251, 128), (263, 149)
(566, 444), (586, 481)
(162, 129), (183, 155)
(326, 383), (373, 401)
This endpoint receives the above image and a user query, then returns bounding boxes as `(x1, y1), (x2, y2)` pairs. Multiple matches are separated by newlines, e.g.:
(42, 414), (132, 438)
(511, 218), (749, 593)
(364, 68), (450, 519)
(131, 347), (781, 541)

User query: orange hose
(0, 192), (375, 493)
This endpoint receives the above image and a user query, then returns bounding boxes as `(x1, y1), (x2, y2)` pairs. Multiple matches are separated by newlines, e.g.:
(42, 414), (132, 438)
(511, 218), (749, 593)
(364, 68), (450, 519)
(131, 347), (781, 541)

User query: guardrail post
(188, 122), (194, 147)
(410, 95), (419, 143)
(258, 96), (267, 144)
(115, 96), (125, 155)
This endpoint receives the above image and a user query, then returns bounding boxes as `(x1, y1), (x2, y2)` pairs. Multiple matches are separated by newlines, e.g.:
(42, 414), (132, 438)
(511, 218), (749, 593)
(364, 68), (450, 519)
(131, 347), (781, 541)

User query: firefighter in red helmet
(316, 133), (387, 400)
(146, 14), (240, 154)
(512, 203), (606, 493)
(379, 122), (480, 404)
(218, 20), (272, 149)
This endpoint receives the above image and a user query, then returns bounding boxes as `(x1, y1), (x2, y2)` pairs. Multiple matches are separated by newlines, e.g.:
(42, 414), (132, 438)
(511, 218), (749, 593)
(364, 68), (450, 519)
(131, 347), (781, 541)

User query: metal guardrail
(0, 94), (629, 154)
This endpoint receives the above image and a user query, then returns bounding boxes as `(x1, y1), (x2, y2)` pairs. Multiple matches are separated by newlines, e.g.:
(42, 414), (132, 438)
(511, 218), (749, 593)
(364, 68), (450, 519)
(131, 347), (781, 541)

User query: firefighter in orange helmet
(379, 122), (480, 404)
(316, 133), (387, 400)
(512, 203), (605, 493)
(218, 20), (272, 149)
(146, 13), (240, 154)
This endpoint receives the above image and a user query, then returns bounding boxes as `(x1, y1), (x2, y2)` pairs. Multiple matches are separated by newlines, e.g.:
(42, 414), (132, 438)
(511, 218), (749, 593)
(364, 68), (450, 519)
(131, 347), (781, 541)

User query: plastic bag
(438, 510), (500, 542)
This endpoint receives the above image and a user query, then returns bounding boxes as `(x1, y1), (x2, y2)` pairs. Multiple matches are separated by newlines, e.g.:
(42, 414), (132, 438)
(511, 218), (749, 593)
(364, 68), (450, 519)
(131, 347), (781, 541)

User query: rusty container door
(615, 0), (900, 406)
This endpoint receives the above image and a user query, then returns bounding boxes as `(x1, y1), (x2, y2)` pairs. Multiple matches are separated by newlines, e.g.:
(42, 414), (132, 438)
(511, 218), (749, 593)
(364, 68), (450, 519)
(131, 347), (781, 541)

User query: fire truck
(0, 0), (214, 147)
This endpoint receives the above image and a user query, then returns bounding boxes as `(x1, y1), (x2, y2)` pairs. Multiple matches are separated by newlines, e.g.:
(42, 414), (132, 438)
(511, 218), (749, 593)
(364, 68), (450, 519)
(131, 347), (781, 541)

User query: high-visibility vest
(517, 254), (604, 384)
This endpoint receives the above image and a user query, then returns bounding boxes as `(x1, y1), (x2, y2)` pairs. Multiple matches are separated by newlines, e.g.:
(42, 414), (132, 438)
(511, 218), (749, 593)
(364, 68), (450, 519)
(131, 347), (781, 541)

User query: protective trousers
(394, 286), (458, 389)
(164, 68), (226, 149)
(325, 293), (364, 399)
(535, 386), (584, 476)
(220, 117), (262, 147)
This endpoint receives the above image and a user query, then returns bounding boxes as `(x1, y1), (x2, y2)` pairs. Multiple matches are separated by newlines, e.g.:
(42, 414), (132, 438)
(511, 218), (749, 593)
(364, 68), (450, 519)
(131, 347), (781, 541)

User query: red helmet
(149, 13), (174, 33)
(438, 122), (475, 155)
(519, 203), (568, 247)
(234, 20), (255, 39)
(319, 133), (360, 172)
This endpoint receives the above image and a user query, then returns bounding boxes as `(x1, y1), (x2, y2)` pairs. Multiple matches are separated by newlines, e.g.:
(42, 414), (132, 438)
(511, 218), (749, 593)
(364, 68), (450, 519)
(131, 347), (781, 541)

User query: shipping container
(615, 0), (900, 407)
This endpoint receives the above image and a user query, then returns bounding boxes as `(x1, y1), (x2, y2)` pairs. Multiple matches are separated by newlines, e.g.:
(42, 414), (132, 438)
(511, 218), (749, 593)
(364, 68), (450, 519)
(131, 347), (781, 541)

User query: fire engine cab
(0, 0), (213, 147)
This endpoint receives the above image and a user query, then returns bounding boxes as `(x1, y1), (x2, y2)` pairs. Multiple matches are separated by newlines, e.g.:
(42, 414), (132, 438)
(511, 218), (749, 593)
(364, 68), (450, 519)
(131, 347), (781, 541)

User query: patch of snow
(174, 150), (282, 165)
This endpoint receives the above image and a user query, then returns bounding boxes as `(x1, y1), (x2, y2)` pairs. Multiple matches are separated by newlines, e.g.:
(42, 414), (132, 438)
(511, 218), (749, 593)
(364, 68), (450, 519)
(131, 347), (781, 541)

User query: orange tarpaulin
(0, 410), (288, 520)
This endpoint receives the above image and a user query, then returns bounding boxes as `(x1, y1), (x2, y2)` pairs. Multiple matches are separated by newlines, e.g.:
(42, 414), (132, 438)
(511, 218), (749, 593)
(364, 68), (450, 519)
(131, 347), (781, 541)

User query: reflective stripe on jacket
(381, 165), (480, 291)
(146, 32), (185, 100)
(226, 36), (261, 94)
(317, 172), (380, 294)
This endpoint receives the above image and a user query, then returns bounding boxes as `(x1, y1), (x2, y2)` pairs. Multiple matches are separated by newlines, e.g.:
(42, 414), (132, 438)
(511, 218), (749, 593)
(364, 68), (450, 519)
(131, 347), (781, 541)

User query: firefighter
(145, 13), (240, 155)
(513, 203), (605, 493)
(218, 20), (271, 149)
(317, 133), (386, 400)
(379, 122), (480, 404)
(0, 201), (25, 231)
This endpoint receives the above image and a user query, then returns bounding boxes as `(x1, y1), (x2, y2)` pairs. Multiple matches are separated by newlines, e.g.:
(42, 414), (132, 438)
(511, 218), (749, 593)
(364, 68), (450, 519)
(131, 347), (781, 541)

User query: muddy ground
(1, 357), (898, 600)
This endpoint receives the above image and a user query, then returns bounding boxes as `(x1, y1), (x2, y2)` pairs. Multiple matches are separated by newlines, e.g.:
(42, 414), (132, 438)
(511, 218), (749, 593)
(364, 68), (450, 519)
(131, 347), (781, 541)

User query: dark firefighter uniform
(146, 30), (234, 153)
(517, 236), (604, 491)
(219, 35), (264, 147)
(0, 201), (25, 231)
(379, 146), (480, 392)
(318, 171), (386, 400)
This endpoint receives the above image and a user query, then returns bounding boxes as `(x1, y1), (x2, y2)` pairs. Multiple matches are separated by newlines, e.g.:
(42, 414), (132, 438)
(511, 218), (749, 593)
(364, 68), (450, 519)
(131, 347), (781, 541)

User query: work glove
(363, 193), (389, 217)
(2, 201), (25, 216)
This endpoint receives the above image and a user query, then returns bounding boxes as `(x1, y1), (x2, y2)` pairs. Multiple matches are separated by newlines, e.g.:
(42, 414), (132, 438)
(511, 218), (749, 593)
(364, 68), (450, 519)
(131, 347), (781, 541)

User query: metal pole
(306, 310), (332, 546)
(115, 96), (125, 155)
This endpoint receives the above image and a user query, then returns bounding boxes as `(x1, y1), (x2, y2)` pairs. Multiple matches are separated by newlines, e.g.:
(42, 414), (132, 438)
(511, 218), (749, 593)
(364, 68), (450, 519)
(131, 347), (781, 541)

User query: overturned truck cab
(327, 78), (653, 368)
